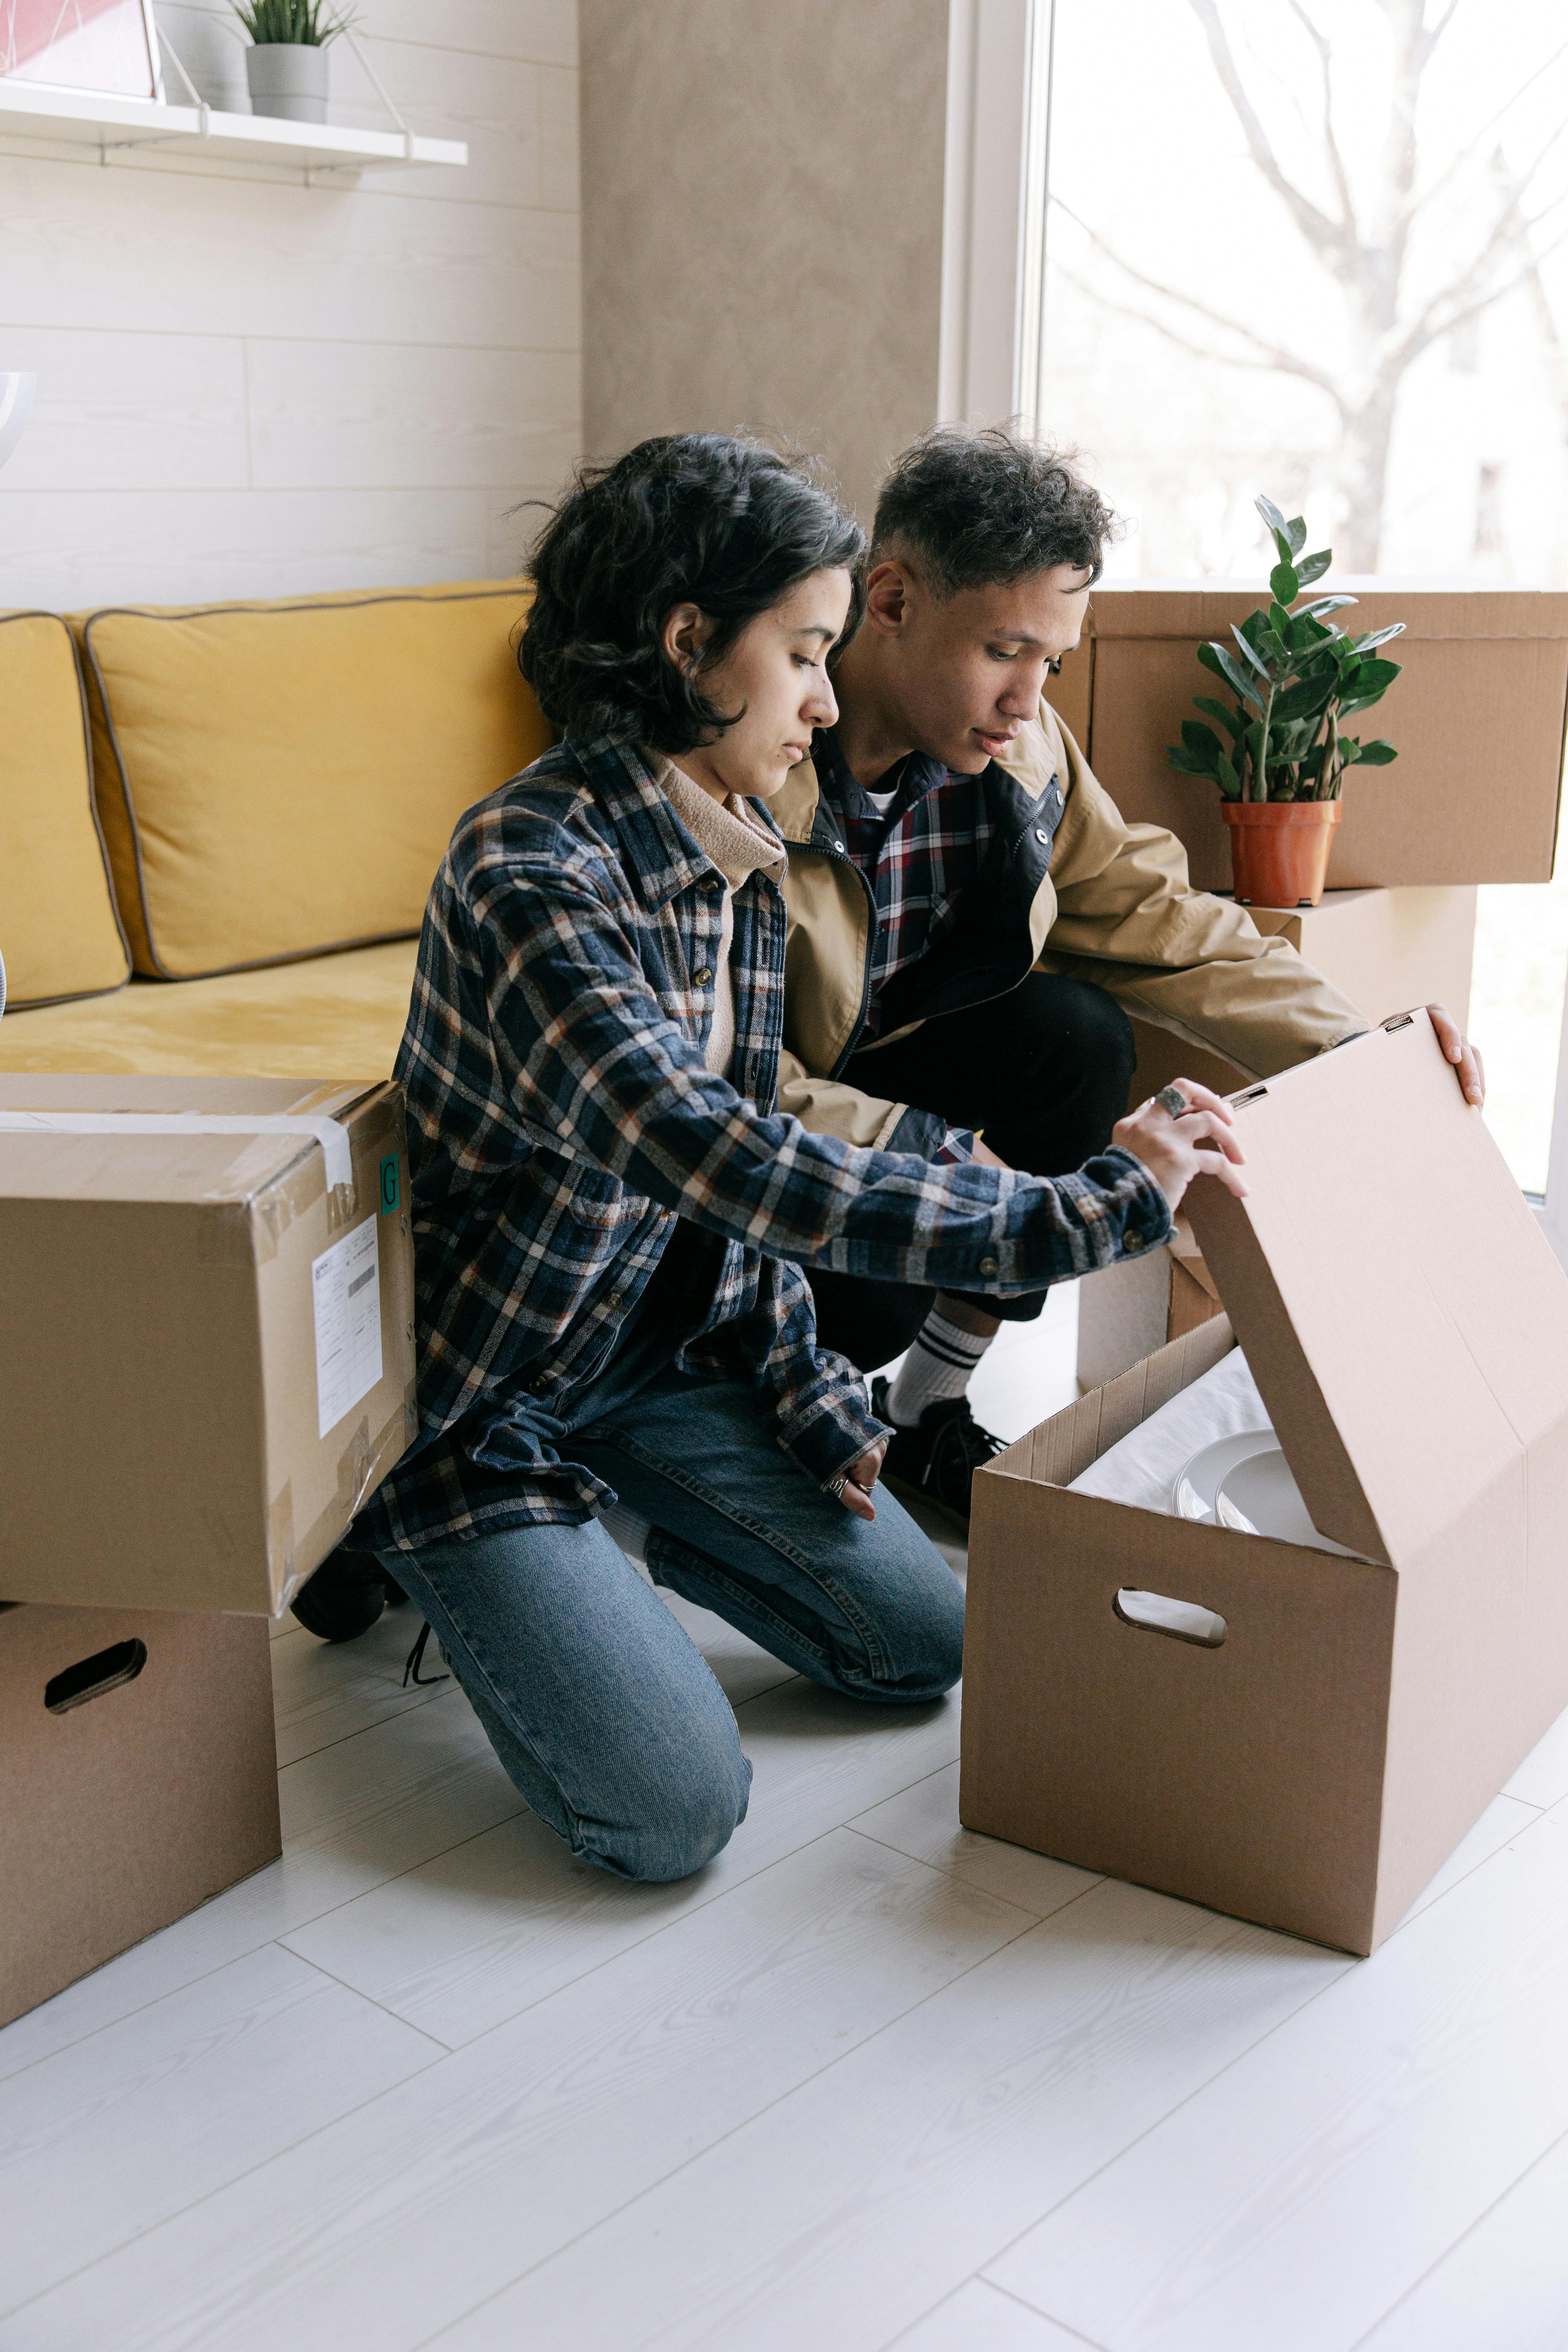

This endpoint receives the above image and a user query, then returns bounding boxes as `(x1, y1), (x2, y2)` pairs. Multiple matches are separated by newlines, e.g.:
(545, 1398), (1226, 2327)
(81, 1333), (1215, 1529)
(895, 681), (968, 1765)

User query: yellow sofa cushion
(0, 611), (130, 1010)
(0, 940), (418, 1080)
(73, 580), (552, 980)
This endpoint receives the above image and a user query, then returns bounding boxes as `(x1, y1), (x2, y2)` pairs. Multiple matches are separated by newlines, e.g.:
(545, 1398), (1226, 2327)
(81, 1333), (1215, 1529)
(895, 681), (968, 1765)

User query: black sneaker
(290, 1547), (401, 1643)
(872, 1377), (1007, 1528)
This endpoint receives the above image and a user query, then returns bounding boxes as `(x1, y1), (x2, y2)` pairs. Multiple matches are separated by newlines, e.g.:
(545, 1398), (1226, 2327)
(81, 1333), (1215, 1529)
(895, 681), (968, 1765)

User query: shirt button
(694, 966), (713, 986)
(607, 1291), (622, 1309)
(978, 1254), (998, 1275)
(1035, 826), (1050, 843)
(1125, 1233), (1145, 1253)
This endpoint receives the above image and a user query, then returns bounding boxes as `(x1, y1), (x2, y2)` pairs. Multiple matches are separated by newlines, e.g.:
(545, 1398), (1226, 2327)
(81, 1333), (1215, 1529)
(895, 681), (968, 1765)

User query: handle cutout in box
(1114, 1590), (1227, 1648)
(45, 1637), (148, 1715)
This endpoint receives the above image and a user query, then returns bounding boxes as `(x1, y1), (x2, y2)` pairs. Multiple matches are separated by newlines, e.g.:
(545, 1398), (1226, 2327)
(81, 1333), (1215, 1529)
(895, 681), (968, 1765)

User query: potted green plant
(1165, 495), (1405, 906)
(234, 0), (356, 125)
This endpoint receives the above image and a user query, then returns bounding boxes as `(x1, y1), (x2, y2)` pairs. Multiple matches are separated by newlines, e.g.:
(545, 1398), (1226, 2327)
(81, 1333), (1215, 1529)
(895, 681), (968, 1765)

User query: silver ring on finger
(824, 1472), (849, 1502)
(1155, 1084), (1188, 1118)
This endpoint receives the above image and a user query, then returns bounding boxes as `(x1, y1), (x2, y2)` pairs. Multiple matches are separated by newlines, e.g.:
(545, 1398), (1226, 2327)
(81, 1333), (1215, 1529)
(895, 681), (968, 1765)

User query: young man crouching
(776, 427), (1484, 1519)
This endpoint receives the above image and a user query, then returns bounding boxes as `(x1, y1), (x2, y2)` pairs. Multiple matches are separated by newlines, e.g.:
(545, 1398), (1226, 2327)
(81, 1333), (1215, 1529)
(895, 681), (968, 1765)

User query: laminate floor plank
(891, 2280), (1108, 2351)
(269, 1610), (451, 1768)
(435, 1878), (1349, 2352)
(0, 1945), (440, 2319)
(984, 1801), (1568, 2352)
(850, 1762), (1103, 1920)
(1355, 2123), (1568, 2351)
(279, 1678), (962, 2046)
(1, 1833), (1032, 2352)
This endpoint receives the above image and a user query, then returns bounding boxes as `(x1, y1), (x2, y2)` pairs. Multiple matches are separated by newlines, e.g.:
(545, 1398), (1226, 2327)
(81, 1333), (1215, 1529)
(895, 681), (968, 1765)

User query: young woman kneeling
(342, 433), (1243, 1883)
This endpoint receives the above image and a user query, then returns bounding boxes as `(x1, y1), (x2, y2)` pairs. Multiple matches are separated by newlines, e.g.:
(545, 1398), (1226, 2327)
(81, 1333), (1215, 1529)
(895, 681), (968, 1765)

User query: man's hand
(834, 1440), (887, 1522)
(1428, 1003), (1485, 1106)
(1114, 1081), (1248, 1216)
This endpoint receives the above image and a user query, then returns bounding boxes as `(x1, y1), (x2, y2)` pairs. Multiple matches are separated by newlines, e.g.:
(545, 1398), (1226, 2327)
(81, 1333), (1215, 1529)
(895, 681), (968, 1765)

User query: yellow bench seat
(0, 941), (418, 1080)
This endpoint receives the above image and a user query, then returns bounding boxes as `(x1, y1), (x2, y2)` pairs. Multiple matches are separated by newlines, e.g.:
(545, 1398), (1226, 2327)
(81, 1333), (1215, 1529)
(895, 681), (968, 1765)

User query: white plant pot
(244, 42), (330, 125)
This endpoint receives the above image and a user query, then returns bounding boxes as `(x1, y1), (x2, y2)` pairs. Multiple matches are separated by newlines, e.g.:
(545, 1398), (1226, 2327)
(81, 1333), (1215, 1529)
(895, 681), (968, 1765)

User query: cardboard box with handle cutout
(962, 1010), (1568, 1955)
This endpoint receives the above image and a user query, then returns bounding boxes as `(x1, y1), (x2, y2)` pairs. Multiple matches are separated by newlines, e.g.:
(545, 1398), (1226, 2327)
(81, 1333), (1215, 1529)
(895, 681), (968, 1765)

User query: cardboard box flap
(1185, 1011), (1568, 1570)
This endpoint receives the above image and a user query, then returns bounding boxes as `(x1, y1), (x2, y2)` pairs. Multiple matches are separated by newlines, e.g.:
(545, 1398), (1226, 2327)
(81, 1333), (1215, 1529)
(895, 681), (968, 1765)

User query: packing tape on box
(0, 1109), (354, 1191)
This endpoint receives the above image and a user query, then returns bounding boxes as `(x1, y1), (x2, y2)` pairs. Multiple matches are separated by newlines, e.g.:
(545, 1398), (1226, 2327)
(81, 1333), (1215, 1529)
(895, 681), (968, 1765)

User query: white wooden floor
(7, 1288), (1568, 2350)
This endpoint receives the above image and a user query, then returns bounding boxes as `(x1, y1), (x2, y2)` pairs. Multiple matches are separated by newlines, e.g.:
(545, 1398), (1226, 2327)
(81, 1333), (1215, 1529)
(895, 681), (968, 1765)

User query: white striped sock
(884, 1308), (993, 1426)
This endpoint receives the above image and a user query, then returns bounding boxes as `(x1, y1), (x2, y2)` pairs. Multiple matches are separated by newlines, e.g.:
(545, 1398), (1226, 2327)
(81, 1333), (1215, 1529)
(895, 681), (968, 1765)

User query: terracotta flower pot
(1221, 799), (1342, 907)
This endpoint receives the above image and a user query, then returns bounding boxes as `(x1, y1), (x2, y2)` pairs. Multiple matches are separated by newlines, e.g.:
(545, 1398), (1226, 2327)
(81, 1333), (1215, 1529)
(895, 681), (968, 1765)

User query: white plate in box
(1215, 1446), (1361, 1557)
(1172, 1431), (1277, 1523)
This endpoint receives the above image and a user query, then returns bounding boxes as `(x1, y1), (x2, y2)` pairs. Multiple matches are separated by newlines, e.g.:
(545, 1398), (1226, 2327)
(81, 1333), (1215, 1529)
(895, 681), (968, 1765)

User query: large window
(1036, 0), (1568, 1195)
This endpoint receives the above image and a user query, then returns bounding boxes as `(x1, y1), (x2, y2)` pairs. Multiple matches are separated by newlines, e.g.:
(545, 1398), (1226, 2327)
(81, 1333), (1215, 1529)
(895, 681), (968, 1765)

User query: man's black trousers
(807, 972), (1137, 1374)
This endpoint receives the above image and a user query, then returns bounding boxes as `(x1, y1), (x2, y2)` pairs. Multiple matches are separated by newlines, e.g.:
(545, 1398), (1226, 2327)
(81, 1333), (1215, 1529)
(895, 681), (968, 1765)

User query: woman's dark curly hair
(519, 433), (865, 752)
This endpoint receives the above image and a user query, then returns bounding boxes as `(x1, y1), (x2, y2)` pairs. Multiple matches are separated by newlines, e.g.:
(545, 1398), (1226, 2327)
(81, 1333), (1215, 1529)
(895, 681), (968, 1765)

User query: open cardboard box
(1, 1601), (280, 2027)
(963, 1010), (1568, 1954)
(1045, 585), (1568, 888)
(0, 1075), (416, 1615)
(1081, 882), (1477, 1389)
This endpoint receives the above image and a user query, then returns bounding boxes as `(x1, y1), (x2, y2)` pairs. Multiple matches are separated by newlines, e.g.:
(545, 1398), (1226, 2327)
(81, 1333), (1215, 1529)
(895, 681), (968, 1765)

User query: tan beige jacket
(772, 700), (1366, 1150)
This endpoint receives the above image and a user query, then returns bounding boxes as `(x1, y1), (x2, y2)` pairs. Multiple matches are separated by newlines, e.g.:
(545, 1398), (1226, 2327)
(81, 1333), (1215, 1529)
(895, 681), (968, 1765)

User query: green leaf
(1351, 739), (1398, 765)
(1198, 639), (1263, 707)
(1300, 594), (1357, 620)
(1181, 719), (1225, 764)
(1167, 747), (1219, 777)
(1285, 514), (1307, 557)
(1255, 493), (1289, 544)
(1345, 656), (1402, 698)
(1267, 599), (1297, 639)
(1270, 563), (1300, 605)
(1351, 622), (1406, 654)
(1272, 677), (1334, 722)
(1194, 694), (1247, 740)
(1214, 749), (1241, 799)
(1230, 624), (1273, 680)
(1295, 548), (1332, 586)
(1290, 613), (1332, 647)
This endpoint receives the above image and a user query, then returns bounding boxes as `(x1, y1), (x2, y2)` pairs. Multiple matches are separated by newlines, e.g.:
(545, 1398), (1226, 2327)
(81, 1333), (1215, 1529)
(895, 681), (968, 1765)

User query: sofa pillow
(75, 581), (552, 979)
(0, 611), (130, 1010)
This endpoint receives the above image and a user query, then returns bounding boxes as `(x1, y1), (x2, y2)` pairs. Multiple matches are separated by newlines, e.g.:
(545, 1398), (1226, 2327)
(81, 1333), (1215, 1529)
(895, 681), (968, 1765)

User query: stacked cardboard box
(1050, 583), (1567, 1389)
(0, 1076), (418, 2020)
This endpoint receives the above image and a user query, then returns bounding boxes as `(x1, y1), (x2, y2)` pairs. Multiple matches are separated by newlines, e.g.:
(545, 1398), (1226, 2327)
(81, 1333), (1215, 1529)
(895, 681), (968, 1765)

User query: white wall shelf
(0, 77), (465, 173)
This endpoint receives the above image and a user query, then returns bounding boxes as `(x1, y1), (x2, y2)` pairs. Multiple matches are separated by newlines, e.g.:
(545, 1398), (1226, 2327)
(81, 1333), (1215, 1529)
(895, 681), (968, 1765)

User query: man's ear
(661, 601), (713, 671)
(861, 560), (914, 637)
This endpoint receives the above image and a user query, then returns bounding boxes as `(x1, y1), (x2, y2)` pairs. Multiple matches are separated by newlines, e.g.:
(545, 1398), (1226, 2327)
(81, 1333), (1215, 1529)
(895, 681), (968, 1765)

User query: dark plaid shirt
(355, 735), (1171, 1551)
(812, 728), (996, 1044)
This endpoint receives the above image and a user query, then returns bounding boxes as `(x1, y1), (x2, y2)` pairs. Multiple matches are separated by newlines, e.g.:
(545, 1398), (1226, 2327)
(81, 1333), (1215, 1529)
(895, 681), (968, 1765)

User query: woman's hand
(830, 1439), (888, 1521)
(1113, 1081), (1248, 1217)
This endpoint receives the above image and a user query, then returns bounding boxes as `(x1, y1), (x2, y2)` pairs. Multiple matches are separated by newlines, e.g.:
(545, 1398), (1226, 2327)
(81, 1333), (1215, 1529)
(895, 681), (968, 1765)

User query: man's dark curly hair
(519, 433), (865, 752)
(870, 425), (1118, 595)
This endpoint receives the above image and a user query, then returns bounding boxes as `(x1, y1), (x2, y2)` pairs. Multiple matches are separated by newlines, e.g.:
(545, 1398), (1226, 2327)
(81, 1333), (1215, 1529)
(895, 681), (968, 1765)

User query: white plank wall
(0, 0), (580, 609)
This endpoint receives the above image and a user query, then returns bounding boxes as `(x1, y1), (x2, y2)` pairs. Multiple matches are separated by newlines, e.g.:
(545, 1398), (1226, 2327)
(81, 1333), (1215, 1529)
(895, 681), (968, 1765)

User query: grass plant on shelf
(234, 0), (356, 123)
(233, 0), (355, 42)
(1166, 495), (1406, 905)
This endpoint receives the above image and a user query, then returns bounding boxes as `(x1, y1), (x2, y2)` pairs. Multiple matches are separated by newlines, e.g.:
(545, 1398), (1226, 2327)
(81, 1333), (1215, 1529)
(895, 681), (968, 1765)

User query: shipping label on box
(0, 1075), (417, 1615)
(963, 1012), (1568, 1954)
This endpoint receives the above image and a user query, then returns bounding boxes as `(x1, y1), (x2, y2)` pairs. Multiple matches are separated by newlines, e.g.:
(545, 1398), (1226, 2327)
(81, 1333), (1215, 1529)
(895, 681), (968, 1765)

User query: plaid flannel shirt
(355, 735), (1171, 1552)
(813, 726), (996, 1045)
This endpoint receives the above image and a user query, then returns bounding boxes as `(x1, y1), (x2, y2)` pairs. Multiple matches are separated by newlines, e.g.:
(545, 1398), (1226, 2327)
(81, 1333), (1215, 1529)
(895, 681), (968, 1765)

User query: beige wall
(579, 0), (950, 522)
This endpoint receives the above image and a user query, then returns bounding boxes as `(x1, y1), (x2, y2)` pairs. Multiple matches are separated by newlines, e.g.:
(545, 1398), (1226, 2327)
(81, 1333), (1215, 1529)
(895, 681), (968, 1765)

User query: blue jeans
(377, 1367), (964, 1884)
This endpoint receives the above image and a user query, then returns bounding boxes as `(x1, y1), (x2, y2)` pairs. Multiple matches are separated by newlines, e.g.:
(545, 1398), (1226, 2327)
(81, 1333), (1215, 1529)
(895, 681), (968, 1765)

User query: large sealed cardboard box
(963, 1011), (1568, 1954)
(1, 1601), (280, 2027)
(1046, 586), (1568, 887)
(0, 1076), (416, 1615)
